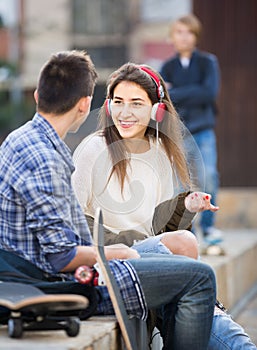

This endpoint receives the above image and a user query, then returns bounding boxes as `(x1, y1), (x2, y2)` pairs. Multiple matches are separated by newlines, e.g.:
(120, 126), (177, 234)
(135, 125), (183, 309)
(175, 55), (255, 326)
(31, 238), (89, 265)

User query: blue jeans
(132, 233), (171, 255)
(133, 240), (256, 349)
(186, 128), (219, 231)
(130, 254), (216, 350)
(209, 314), (257, 349)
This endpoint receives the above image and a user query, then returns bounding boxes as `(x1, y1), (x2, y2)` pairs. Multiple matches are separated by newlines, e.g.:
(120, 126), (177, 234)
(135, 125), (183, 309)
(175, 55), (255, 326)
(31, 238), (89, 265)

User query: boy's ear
(79, 96), (92, 114)
(34, 89), (39, 104)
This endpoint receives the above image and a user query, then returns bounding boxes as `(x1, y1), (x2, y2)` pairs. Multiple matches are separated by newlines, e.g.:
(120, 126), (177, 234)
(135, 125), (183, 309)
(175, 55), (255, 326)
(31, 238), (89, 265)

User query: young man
(160, 14), (222, 244)
(0, 50), (216, 349)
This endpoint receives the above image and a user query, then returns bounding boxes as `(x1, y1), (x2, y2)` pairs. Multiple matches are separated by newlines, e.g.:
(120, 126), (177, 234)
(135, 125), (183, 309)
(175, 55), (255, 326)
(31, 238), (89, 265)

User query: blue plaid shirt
(97, 260), (148, 321)
(0, 113), (147, 320)
(0, 113), (92, 273)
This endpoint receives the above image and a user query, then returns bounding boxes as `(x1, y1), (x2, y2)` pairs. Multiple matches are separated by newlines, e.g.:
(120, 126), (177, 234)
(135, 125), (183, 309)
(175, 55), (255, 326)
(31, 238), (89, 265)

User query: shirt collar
(32, 113), (74, 172)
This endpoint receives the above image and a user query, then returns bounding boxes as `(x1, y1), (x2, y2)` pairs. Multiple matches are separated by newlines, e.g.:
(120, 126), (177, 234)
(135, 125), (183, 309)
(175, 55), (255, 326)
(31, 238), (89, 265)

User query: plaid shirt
(97, 260), (148, 320)
(0, 113), (147, 320)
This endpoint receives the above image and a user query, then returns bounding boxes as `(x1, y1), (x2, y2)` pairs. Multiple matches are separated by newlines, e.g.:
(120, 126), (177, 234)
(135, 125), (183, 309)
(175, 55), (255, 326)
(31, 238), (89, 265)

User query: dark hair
(37, 50), (97, 115)
(98, 62), (191, 191)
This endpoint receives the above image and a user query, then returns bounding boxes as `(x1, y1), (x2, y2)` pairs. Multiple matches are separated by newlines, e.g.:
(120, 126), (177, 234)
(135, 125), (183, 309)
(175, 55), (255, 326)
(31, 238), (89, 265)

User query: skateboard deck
(93, 207), (148, 350)
(0, 282), (89, 338)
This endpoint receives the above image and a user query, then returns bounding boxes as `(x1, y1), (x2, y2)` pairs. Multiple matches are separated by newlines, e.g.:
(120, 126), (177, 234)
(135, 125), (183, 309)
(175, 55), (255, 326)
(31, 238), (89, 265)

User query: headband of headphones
(138, 66), (165, 100)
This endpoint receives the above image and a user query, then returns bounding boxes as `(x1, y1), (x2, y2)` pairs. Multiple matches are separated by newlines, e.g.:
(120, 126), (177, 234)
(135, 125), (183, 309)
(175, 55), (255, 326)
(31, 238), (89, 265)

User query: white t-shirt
(180, 57), (190, 68)
(72, 132), (175, 236)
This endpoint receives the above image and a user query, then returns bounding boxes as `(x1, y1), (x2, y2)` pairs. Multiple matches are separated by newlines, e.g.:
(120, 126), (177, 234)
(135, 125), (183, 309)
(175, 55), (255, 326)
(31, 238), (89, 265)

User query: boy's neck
(38, 111), (74, 140)
(178, 50), (194, 59)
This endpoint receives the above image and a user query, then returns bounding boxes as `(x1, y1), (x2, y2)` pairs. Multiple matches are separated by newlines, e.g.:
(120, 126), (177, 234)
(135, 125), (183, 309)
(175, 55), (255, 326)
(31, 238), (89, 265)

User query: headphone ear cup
(151, 102), (167, 122)
(104, 99), (112, 117)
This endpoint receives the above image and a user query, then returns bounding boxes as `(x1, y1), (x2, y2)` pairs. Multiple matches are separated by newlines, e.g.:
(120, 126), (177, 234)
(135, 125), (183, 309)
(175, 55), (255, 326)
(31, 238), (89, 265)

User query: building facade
(0, 0), (256, 187)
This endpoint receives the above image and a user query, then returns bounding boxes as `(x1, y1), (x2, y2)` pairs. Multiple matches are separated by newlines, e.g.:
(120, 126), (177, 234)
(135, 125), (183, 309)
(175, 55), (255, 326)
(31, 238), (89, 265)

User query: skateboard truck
(7, 312), (80, 338)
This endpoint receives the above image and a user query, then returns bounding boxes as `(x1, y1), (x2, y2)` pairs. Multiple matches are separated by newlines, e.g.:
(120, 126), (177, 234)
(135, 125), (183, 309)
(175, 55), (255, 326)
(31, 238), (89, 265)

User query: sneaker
(203, 227), (223, 245)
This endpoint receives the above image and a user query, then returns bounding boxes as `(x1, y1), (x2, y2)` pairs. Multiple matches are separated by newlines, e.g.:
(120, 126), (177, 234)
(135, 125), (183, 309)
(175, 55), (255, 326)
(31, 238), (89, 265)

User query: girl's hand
(185, 192), (219, 213)
(105, 244), (140, 260)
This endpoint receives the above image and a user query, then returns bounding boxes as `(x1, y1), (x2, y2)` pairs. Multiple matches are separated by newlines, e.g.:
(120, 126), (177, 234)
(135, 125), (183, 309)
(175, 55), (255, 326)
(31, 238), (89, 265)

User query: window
(72, 0), (128, 34)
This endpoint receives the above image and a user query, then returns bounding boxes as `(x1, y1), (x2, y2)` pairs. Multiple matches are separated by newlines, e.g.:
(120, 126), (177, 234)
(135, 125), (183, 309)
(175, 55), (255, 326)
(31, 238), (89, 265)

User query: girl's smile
(119, 119), (137, 128)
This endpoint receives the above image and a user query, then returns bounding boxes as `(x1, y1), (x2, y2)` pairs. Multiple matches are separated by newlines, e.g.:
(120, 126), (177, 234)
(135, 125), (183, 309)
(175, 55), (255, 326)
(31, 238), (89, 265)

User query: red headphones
(104, 66), (167, 122)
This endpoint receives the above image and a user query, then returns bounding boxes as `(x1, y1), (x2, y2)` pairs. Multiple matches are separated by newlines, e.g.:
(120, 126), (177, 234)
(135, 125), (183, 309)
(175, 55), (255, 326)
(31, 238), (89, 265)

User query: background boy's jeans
(209, 314), (257, 350)
(194, 129), (219, 231)
(130, 254), (216, 350)
(185, 128), (219, 231)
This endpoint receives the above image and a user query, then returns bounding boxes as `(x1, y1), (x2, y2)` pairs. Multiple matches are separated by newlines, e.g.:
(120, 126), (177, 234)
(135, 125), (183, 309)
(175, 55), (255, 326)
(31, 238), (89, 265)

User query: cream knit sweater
(72, 132), (175, 236)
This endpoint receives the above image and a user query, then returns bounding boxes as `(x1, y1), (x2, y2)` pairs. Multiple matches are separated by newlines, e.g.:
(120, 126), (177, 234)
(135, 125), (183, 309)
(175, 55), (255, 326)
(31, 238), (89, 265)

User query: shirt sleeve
(47, 247), (77, 273)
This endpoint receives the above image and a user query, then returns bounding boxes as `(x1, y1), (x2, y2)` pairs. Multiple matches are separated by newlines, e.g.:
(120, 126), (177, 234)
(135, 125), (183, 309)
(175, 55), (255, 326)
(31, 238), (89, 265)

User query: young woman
(72, 63), (256, 349)
(72, 62), (218, 260)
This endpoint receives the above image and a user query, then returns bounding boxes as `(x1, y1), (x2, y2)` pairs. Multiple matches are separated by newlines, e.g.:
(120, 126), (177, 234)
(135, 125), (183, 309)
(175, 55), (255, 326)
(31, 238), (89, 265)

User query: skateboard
(92, 207), (148, 350)
(0, 282), (89, 338)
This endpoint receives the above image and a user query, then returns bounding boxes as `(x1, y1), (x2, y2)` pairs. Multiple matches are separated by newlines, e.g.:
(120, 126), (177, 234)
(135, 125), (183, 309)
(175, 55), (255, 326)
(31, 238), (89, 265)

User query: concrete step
(0, 230), (257, 349)
(201, 229), (257, 311)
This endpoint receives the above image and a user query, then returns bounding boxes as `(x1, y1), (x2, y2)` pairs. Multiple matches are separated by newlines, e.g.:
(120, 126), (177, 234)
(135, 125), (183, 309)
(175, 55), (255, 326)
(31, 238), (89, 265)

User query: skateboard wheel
(75, 265), (94, 284)
(66, 317), (80, 337)
(8, 318), (23, 338)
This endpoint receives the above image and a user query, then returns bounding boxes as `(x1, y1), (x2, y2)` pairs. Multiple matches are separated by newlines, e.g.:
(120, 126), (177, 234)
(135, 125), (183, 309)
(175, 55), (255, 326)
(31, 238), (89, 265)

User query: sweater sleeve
(85, 214), (148, 247)
(72, 134), (100, 213)
(152, 192), (195, 234)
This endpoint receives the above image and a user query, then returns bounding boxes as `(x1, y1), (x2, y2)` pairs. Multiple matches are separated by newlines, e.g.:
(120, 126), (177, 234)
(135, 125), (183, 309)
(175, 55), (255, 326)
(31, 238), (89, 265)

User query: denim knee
(132, 236), (172, 255)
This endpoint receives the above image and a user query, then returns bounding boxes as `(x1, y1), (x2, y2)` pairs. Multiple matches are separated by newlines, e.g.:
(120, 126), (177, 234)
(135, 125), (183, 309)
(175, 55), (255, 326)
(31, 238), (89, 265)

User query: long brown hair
(98, 62), (191, 191)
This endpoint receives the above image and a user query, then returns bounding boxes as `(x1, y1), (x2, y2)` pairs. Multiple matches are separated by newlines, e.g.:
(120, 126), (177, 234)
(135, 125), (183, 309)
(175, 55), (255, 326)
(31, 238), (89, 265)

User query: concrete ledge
(202, 229), (257, 310)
